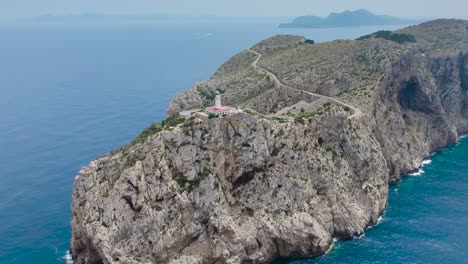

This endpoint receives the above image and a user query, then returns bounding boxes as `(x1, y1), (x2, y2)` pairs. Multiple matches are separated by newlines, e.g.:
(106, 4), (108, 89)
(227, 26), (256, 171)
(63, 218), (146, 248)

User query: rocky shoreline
(70, 19), (468, 264)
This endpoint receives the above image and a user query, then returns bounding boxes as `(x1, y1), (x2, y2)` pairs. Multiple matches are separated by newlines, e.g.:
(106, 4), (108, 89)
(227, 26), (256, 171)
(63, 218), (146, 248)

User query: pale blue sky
(1, 0), (467, 19)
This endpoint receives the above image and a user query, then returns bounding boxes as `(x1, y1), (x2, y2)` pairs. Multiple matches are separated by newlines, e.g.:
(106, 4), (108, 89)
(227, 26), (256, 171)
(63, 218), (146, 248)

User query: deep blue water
(276, 137), (468, 264)
(0, 21), (465, 264)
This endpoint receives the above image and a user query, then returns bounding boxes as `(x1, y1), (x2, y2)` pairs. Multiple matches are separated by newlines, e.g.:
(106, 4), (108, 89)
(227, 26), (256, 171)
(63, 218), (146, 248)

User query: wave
(456, 135), (467, 145)
(366, 216), (385, 231)
(326, 238), (338, 254)
(377, 216), (384, 224)
(409, 169), (425, 176)
(421, 159), (432, 166)
(62, 250), (74, 264)
(409, 158), (432, 176)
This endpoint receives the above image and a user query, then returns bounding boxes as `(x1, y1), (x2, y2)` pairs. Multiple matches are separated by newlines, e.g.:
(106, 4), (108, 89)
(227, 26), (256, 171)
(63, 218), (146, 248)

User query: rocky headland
(278, 9), (419, 28)
(70, 19), (468, 264)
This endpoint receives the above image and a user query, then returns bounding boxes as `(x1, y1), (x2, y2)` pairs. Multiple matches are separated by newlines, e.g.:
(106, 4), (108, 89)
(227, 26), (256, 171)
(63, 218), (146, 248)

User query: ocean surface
(276, 136), (468, 264)
(0, 20), (466, 264)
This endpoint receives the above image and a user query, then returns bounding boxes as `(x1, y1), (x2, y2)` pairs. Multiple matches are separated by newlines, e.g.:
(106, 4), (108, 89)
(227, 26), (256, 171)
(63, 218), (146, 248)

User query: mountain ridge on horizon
(280, 9), (424, 28)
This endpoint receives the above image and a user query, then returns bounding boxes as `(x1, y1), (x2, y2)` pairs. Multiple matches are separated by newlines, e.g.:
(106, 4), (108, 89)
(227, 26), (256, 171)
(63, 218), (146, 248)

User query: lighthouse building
(206, 92), (235, 116)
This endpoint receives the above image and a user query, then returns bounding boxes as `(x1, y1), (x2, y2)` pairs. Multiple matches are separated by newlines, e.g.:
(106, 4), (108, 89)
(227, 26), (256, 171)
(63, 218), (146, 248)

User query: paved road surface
(247, 48), (363, 119)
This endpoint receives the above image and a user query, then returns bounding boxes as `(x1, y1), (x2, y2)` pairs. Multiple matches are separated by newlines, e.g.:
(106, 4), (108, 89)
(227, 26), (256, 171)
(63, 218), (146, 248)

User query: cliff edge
(71, 19), (468, 264)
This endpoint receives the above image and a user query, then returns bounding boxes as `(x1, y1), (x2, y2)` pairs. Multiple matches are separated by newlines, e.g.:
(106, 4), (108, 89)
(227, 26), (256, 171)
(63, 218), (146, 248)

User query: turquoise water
(276, 136), (468, 264)
(0, 21), (465, 264)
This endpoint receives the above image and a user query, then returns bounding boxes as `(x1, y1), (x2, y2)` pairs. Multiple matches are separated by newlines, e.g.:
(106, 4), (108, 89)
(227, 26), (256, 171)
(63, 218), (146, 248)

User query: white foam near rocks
(421, 159), (432, 166)
(409, 169), (425, 176)
(62, 250), (74, 264)
(456, 135), (467, 145)
(377, 216), (384, 224)
(326, 238), (338, 254)
(368, 216), (385, 228)
(409, 158), (432, 176)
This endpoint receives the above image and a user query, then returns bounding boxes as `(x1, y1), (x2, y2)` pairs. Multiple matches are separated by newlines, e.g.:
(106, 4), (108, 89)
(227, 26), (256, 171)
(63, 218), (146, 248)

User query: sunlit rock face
(71, 19), (468, 264)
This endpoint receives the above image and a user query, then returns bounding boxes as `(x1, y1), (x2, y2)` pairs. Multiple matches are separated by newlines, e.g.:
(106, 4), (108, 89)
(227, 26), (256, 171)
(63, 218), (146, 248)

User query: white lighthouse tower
(206, 90), (237, 116)
(215, 91), (222, 108)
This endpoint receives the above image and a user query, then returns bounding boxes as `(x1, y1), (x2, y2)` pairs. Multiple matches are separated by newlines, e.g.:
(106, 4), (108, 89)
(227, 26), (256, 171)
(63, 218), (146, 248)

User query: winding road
(247, 48), (363, 119)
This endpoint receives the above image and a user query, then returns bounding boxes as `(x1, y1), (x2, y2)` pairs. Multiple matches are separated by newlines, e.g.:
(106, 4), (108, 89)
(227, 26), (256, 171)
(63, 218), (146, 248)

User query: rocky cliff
(71, 19), (468, 264)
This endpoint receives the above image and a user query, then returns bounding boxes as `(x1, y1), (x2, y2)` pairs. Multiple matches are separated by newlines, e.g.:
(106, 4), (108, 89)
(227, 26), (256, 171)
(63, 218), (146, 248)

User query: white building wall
(215, 95), (221, 108)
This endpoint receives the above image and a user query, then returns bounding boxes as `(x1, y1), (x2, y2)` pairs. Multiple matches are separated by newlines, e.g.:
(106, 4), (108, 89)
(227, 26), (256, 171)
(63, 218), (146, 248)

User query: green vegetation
(208, 113), (218, 119)
(199, 166), (211, 178)
(294, 102), (333, 124)
(335, 91), (345, 97)
(197, 87), (226, 101)
(126, 154), (143, 168)
(271, 117), (287, 123)
(129, 123), (163, 146)
(321, 102), (332, 108)
(182, 118), (195, 136)
(305, 39), (315, 44)
(174, 166), (211, 193)
(131, 115), (184, 145)
(357, 30), (417, 44)
(198, 87), (216, 101)
(110, 115), (185, 155)
(109, 152), (146, 188)
(245, 109), (257, 116)
(174, 176), (189, 188)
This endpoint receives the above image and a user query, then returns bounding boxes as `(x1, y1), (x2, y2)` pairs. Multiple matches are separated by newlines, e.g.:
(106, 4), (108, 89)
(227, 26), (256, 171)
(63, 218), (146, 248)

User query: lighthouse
(206, 90), (236, 116)
(215, 92), (222, 108)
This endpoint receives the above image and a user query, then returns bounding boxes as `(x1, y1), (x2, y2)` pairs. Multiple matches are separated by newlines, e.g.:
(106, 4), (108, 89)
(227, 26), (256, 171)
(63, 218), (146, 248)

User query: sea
(0, 20), (466, 264)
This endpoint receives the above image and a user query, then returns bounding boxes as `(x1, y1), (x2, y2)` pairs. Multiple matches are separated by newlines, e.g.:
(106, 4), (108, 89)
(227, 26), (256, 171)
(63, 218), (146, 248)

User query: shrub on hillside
(357, 30), (416, 44)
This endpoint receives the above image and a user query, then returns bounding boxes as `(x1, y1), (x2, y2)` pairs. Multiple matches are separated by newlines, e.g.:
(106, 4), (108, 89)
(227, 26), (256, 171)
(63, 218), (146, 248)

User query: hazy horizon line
(1, 8), (448, 22)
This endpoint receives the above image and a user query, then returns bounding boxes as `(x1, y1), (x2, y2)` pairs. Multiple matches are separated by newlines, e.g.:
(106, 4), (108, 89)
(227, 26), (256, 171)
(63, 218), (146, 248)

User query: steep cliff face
(71, 20), (468, 264)
(72, 110), (388, 264)
(373, 49), (466, 181)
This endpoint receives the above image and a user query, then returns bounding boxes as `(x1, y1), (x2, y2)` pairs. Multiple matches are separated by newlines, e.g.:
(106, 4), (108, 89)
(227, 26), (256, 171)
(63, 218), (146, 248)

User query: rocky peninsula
(279, 9), (418, 28)
(70, 19), (468, 264)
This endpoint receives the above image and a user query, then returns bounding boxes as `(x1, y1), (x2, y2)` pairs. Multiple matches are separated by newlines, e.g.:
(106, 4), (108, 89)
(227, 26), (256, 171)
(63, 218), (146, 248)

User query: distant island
(279, 9), (421, 28)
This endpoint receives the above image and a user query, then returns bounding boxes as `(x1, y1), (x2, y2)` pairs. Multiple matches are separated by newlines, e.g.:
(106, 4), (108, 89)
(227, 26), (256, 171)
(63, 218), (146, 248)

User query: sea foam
(421, 159), (432, 166)
(409, 159), (432, 176)
(409, 169), (425, 176)
(62, 250), (74, 264)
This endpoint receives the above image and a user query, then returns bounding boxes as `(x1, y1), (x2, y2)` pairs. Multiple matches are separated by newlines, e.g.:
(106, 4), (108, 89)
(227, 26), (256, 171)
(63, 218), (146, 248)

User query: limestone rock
(71, 19), (468, 264)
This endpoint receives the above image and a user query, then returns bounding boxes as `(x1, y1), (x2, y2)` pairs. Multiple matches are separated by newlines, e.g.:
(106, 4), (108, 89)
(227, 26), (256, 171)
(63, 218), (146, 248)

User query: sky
(0, 0), (467, 19)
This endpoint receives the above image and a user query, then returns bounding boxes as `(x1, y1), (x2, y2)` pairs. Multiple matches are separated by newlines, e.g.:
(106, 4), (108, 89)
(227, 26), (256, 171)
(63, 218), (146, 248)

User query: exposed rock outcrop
(71, 19), (468, 264)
